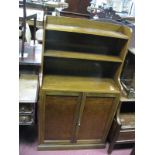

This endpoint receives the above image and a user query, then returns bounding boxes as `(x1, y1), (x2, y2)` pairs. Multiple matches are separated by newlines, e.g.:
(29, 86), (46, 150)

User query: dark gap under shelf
(43, 57), (120, 78)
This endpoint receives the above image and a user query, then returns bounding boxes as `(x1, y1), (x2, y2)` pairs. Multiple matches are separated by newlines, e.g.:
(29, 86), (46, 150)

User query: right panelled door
(78, 95), (117, 142)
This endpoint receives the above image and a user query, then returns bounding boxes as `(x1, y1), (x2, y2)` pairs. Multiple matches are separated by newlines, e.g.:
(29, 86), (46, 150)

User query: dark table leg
(130, 145), (135, 155)
(108, 123), (121, 154)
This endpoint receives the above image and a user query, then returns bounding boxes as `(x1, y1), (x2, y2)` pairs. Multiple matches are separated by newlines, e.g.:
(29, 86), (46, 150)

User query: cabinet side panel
(78, 97), (114, 140)
(44, 95), (78, 140)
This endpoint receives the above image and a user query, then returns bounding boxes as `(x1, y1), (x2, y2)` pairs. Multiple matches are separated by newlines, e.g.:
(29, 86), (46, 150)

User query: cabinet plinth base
(38, 143), (106, 150)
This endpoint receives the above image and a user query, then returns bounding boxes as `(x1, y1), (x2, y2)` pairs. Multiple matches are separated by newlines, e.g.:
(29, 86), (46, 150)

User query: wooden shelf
(19, 121), (34, 126)
(42, 75), (120, 93)
(120, 96), (135, 102)
(120, 113), (135, 129)
(46, 24), (129, 40)
(44, 50), (122, 63)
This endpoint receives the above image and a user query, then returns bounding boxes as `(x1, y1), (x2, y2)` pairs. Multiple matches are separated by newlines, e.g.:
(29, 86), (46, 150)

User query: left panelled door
(43, 93), (80, 142)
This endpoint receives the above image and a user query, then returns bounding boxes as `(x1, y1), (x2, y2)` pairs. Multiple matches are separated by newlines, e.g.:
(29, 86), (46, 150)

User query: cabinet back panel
(44, 95), (78, 140)
(43, 57), (119, 78)
(45, 30), (127, 56)
(78, 97), (114, 139)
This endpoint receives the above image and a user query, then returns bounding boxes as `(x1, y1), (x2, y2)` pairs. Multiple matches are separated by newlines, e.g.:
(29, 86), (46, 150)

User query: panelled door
(77, 93), (119, 143)
(39, 91), (81, 143)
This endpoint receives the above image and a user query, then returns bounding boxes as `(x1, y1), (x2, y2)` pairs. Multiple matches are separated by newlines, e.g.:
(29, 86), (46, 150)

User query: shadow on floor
(19, 124), (37, 144)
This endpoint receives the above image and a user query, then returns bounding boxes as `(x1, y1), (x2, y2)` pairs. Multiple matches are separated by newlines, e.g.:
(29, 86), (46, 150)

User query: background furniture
(64, 0), (90, 14)
(19, 41), (42, 74)
(19, 74), (39, 125)
(121, 22), (135, 97)
(19, 40), (42, 126)
(130, 145), (135, 155)
(108, 96), (135, 154)
(19, 0), (68, 13)
(59, 0), (90, 18)
(107, 44), (135, 154)
(38, 16), (132, 150)
(121, 50), (135, 98)
(19, 0), (37, 58)
(60, 11), (90, 18)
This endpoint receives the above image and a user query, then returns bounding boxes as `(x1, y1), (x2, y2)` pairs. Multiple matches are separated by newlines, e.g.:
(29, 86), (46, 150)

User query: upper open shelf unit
(41, 16), (132, 86)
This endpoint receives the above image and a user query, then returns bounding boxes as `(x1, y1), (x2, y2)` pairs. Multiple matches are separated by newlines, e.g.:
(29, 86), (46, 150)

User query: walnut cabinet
(38, 16), (132, 150)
